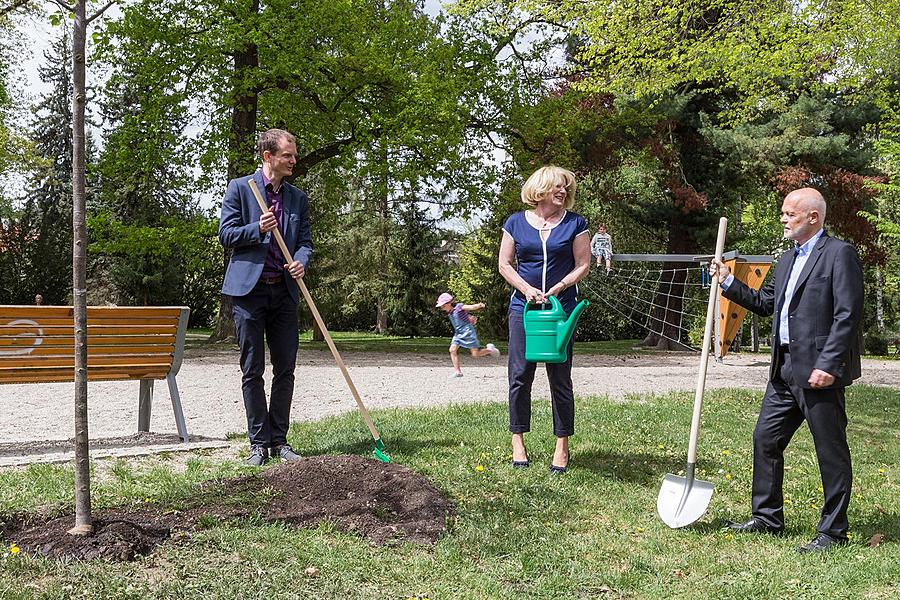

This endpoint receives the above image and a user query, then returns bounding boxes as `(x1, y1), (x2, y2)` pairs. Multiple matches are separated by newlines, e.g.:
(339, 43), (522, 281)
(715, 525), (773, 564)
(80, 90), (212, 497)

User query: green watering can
(523, 295), (590, 363)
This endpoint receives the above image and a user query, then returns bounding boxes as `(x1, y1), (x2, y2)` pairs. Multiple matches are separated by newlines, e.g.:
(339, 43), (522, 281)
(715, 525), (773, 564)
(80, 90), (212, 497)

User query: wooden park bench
(0, 305), (191, 442)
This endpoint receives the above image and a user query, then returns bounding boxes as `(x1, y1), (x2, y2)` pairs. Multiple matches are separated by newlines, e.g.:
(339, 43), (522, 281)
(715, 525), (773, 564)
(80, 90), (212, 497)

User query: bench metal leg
(138, 379), (153, 432)
(167, 374), (189, 443)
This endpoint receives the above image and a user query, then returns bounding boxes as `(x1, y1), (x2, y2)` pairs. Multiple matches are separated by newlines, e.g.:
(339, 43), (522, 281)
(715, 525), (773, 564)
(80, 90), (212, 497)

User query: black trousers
(232, 279), (299, 448)
(507, 310), (575, 437)
(751, 348), (852, 538)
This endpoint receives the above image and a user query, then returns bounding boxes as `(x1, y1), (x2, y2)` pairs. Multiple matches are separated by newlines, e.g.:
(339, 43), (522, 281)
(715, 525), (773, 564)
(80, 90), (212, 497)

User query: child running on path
(436, 292), (500, 378)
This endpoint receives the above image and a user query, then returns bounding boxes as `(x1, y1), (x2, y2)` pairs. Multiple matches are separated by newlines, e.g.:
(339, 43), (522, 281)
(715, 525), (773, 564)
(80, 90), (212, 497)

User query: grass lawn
(2, 386), (896, 599)
(187, 329), (649, 356)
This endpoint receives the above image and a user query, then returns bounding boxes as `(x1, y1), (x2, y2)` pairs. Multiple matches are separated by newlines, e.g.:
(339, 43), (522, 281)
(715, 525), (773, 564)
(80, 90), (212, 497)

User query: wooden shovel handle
(246, 178), (382, 442)
(687, 217), (727, 464)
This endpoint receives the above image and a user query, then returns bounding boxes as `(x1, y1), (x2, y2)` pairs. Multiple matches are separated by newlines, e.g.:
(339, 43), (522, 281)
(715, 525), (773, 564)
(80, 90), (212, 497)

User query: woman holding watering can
(498, 166), (591, 474)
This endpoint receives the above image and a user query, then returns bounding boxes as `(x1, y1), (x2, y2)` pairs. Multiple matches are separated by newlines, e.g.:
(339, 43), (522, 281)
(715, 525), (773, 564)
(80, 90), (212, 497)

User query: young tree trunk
(69, 0), (92, 537)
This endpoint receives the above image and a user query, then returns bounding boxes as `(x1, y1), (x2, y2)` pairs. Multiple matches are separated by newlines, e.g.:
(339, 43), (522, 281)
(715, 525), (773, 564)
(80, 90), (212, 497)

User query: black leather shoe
(797, 533), (848, 553)
(723, 517), (784, 535)
(512, 460), (529, 468)
(548, 464), (567, 475)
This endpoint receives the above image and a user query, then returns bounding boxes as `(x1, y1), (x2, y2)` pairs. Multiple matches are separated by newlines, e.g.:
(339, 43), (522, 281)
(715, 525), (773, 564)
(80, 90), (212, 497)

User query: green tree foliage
(2, 25), (94, 305)
(94, 0), (518, 336)
(89, 36), (222, 325)
(387, 196), (446, 337)
(456, 0), (897, 345)
(88, 211), (221, 324)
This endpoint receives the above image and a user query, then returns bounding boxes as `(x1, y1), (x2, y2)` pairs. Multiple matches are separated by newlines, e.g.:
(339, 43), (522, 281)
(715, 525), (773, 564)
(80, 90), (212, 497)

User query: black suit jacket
(722, 233), (864, 389)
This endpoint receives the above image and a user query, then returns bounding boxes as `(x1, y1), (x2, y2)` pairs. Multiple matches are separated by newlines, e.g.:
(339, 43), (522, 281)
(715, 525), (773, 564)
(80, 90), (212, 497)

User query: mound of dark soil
(4, 454), (452, 561)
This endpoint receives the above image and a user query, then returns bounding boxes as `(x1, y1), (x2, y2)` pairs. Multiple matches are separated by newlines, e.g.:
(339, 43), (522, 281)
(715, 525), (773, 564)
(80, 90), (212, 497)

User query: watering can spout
(557, 299), (589, 354)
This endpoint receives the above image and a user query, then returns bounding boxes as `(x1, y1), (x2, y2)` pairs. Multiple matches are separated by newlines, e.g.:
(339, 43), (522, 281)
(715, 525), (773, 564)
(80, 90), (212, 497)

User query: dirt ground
(2, 346), (899, 450)
(4, 455), (452, 560)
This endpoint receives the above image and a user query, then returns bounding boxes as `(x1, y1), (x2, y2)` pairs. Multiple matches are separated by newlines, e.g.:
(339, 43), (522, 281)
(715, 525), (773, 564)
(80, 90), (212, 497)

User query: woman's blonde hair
(520, 166), (577, 208)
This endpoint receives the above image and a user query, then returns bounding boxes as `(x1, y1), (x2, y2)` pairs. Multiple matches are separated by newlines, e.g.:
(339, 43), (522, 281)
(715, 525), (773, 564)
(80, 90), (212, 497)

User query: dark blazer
(722, 233), (863, 389)
(219, 169), (313, 303)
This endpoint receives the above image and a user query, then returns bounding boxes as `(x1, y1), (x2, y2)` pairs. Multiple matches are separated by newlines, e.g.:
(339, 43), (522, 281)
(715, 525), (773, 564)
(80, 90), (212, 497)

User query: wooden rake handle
(246, 178), (382, 442)
(687, 216), (728, 464)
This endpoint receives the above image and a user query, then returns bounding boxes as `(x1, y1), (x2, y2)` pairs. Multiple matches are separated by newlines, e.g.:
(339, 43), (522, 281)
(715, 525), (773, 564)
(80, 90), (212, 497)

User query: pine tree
(18, 24), (94, 305)
(388, 194), (446, 337)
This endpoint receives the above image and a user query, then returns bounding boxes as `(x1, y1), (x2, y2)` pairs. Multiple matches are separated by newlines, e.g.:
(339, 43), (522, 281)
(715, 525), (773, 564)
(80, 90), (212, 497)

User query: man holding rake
(219, 129), (312, 466)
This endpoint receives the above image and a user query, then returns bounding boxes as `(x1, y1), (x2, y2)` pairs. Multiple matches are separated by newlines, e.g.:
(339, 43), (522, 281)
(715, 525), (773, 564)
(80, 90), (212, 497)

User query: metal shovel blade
(657, 472), (714, 529)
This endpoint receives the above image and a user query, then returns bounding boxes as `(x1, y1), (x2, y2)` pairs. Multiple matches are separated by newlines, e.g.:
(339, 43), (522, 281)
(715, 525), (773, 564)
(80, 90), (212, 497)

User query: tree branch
(294, 128), (382, 176)
(0, 0), (31, 18)
(49, 0), (72, 13)
(87, 0), (116, 24)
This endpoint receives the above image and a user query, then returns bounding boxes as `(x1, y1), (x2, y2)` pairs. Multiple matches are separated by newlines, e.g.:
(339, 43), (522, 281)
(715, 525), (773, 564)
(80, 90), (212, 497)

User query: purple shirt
(260, 172), (287, 278)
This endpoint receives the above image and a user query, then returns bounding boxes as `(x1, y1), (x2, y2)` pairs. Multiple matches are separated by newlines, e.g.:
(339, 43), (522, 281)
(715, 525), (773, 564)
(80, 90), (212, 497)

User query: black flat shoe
(512, 460), (529, 468)
(797, 533), (848, 553)
(549, 464), (567, 475)
(723, 517), (784, 535)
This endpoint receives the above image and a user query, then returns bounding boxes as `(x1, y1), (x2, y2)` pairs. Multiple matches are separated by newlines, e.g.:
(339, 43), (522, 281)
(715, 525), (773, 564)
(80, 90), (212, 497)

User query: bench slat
(0, 344), (176, 357)
(0, 306), (183, 319)
(0, 355), (173, 368)
(0, 318), (179, 328)
(0, 334), (177, 347)
(0, 325), (178, 336)
(0, 367), (171, 384)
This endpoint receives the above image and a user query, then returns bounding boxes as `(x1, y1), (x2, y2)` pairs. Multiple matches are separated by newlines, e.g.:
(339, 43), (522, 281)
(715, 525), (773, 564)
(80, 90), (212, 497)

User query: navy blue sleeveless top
(503, 210), (589, 314)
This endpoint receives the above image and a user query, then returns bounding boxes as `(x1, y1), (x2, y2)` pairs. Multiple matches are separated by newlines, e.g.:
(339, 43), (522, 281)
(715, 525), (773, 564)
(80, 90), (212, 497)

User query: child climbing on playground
(436, 292), (500, 378)
(591, 224), (614, 274)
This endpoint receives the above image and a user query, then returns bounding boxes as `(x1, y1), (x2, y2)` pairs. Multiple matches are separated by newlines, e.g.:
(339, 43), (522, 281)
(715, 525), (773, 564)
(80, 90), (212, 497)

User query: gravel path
(3, 347), (898, 445)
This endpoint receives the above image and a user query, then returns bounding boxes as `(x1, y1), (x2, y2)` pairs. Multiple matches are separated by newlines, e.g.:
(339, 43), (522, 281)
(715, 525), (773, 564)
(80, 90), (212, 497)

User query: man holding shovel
(711, 187), (863, 553)
(219, 129), (312, 466)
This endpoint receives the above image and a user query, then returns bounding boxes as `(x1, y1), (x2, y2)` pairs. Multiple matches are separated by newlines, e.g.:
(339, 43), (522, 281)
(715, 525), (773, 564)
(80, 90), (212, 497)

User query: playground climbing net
(579, 251), (773, 358)
(578, 257), (717, 352)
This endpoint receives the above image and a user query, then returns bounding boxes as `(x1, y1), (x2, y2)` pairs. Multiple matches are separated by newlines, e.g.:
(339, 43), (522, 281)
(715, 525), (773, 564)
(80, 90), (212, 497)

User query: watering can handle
(547, 294), (562, 311)
(523, 293), (562, 313)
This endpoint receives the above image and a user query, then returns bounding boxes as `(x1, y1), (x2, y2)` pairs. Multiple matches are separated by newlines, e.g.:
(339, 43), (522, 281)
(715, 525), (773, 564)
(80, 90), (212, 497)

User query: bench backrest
(0, 306), (190, 385)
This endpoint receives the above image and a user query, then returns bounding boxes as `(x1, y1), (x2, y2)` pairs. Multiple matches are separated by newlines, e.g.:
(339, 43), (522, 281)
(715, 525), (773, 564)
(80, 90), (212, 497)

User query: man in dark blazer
(219, 129), (312, 466)
(711, 187), (864, 553)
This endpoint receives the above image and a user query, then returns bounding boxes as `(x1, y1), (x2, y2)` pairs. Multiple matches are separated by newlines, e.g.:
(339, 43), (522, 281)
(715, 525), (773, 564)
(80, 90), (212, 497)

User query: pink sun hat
(435, 292), (454, 307)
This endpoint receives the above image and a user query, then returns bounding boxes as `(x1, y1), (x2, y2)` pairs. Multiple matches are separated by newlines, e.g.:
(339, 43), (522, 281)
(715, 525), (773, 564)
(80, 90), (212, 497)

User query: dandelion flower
(9, 544), (20, 554)
(475, 464), (485, 472)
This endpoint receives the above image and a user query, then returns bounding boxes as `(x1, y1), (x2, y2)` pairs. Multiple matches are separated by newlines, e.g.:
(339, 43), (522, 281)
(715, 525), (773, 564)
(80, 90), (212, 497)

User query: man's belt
(259, 274), (283, 284)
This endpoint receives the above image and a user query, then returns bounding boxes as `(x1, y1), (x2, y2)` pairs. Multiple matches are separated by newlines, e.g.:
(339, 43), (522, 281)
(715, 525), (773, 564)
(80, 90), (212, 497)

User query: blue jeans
(232, 278), (299, 447)
(507, 310), (575, 437)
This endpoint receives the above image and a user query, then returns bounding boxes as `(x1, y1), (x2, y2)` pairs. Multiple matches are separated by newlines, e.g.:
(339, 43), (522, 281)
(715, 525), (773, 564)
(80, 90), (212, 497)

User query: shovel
(247, 178), (391, 463)
(657, 216), (727, 528)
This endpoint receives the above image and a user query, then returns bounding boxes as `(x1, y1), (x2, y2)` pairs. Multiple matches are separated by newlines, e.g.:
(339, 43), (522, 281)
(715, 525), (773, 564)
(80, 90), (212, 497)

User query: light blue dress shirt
(721, 228), (824, 345)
